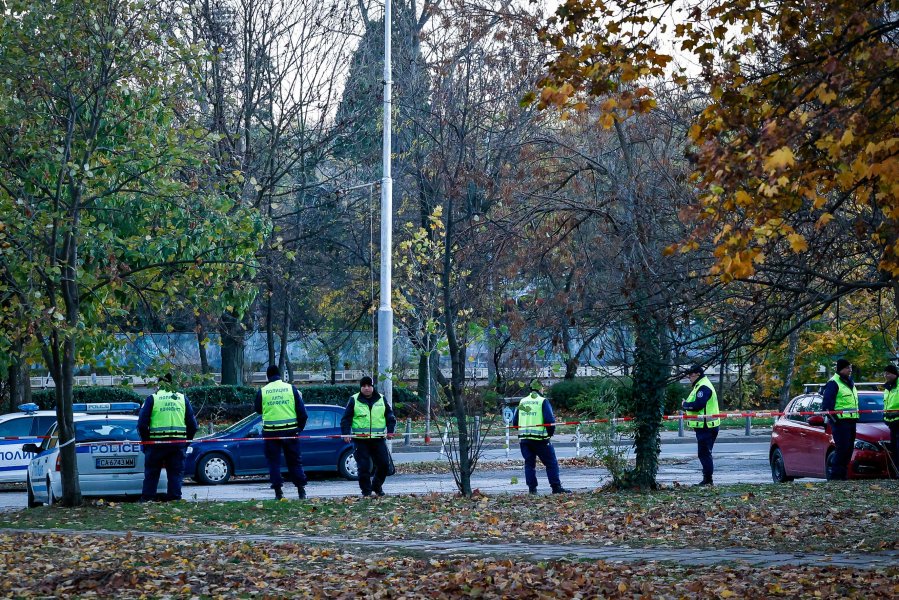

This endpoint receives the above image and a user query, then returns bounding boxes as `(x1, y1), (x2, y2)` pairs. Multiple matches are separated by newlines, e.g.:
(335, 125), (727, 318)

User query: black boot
(372, 485), (385, 497)
(551, 486), (572, 494)
(528, 487), (538, 495)
(695, 478), (713, 486)
(274, 486), (284, 500)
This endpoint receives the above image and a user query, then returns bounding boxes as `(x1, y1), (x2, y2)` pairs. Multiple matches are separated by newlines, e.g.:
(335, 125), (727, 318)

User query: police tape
(2, 408), (896, 445)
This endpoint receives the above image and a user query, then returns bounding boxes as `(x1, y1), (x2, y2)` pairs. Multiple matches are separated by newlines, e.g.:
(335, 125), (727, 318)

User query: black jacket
(340, 391), (396, 436)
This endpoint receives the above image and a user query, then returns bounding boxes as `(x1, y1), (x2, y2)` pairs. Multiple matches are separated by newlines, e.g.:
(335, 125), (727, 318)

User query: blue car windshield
(859, 392), (884, 423)
(219, 413), (259, 435)
(75, 419), (141, 443)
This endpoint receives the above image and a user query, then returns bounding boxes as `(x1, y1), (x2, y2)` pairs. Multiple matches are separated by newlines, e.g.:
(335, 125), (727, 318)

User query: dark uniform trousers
(830, 420), (857, 480)
(353, 438), (391, 494)
(888, 422), (899, 476)
(142, 444), (186, 501)
(694, 426), (719, 480)
(519, 439), (561, 490)
(263, 430), (307, 489)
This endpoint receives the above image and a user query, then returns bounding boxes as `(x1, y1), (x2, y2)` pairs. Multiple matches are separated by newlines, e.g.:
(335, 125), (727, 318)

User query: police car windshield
(859, 392), (884, 424)
(75, 420), (141, 443)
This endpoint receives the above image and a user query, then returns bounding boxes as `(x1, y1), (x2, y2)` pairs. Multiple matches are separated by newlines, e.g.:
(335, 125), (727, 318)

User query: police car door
(27, 425), (58, 499)
(0, 414), (37, 483)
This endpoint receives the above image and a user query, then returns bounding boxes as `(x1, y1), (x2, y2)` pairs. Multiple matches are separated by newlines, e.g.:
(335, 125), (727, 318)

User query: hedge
(184, 384), (424, 422)
(549, 377), (687, 417)
(29, 387), (144, 410)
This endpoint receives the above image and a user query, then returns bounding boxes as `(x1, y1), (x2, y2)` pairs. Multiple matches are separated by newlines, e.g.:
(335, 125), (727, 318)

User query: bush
(29, 387), (144, 410)
(183, 383), (425, 423)
(553, 377), (688, 418)
(185, 385), (257, 422)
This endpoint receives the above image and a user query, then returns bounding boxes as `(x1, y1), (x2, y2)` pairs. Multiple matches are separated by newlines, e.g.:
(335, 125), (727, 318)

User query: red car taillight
(55, 454), (61, 472)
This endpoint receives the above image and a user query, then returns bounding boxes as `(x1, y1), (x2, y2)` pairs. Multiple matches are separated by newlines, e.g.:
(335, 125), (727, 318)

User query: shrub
(185, 385), (257, 422)
(548, 378), (607, 411)
(29, 387), (144, 410)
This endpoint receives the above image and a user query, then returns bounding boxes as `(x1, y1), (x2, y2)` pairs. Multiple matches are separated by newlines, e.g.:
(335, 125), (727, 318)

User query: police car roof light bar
(17, 403), (40, 414)
(72, 402), (141, 414)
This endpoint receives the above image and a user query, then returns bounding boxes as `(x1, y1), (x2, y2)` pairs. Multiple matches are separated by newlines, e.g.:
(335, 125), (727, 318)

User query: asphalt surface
(0, 439), (774, 510)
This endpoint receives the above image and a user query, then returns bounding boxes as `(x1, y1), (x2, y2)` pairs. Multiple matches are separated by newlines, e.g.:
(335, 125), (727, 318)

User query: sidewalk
(392, 427), (771, 453)
(9, 527), (895, 570)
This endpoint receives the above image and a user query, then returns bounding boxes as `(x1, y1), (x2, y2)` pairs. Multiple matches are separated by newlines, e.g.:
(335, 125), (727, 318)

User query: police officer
(883, 364), (898, 475)
(682, 364), (719, 486)
(255, 365), (309, 499)
(340, 376), (396, 497)
(821, 358), (859, 480)
(138, 372), (198, 501)
(513, 380), (569, 494)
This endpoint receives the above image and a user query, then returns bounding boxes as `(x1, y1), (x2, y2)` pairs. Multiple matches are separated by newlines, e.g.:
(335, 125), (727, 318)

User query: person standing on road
(341, 376), (396, 497)
(682, 364), (719, 486)
(513, 380), (570, 495)
(255, 365), (309, 500)
(882, 364), (899, 475)
(138, 372), (198, 501)
(821, 358), (859, 481)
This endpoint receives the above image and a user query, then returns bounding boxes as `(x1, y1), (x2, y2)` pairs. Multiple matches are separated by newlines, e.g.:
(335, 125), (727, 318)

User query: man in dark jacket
(513, 380), (569, 494)
(255, 365), (309, 499)
(138, 372), (199, 501)
(883, 364), (899, 475)
(681, 364), (720, 486)
(341, 376), (396, 497)
(822, 358), (859, 480)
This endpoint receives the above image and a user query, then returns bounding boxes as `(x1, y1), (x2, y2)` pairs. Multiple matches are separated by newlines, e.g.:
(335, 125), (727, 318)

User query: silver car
(25, 412), (165, 506)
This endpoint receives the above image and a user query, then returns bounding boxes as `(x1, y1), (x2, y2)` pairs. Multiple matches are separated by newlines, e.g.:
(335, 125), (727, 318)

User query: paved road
(0, 441), (774, 510)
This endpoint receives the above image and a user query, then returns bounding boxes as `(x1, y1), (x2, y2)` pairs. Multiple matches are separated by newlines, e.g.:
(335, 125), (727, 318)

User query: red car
(770, 390), (891, 482)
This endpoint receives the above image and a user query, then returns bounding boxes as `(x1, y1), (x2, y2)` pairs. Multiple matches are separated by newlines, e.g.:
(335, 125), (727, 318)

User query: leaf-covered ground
(1, 532), (896, 598)
(4, 481), (898, 554)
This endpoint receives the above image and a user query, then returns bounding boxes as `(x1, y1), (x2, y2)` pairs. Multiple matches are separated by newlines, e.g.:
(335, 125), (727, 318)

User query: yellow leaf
(599, 113), (615, 129)
(734, 190), (752, 206)
(816, 213), (834, 229)
(618, 583), (628, 592)
(816, 84), (837, 104)
(763, 146), (795, 171)
(787, 233), (807, 253)
(721, 590), (736, 598)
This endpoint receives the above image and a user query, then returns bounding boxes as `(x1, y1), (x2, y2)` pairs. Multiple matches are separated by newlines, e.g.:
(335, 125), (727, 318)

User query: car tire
(338, 448), (361, 480)
(196, 452), (232, 485)
(770, 448), (794, 483)
(26, 476), (42, 508)
(46, 477), (57, 506)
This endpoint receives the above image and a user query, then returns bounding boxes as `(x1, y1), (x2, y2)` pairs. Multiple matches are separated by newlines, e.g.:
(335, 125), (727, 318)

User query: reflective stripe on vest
(885, 385), (899, 422)
(149, 391), (187, 439)
(351, 393), (387, 438)
(685, 376), (720, 428)
(261, 380), (298, 432)
(517, 393), (549, 440)
(831, 374), (859, 420)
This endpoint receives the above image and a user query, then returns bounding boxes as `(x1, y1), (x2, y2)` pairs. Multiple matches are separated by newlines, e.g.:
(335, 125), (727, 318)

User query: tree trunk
(196, 316), (210, 375)
(327, 350), (338, 385)
(562, 325), (579, 379)
(266, 280), (276, 366)
(779, 327), (802, 411)
(278, 303), (290, 376)
(8, 338), (31, 410)
(220, 312), (245, 385)
(628, 307), (667, 490)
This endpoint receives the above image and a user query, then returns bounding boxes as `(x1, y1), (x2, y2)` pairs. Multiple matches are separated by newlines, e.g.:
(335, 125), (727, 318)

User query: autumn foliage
(535, 0), (899, 283)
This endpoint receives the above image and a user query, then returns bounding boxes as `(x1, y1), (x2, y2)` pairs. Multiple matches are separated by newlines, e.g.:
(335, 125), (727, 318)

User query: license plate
(95, 457), (135, 469)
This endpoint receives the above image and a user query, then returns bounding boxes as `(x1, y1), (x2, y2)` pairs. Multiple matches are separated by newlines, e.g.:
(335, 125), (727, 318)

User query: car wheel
(26, 476), (42, 508)
(770, 448), (794, 483)
(46, 477), (57, 506)
(338, 448), (360, 480)
(196, 453), (232, 485)
(825, 449), (836, 481)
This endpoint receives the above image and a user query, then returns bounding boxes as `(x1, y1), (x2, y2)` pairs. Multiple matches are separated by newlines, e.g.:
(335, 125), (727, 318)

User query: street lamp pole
(378, 0), (394, 406)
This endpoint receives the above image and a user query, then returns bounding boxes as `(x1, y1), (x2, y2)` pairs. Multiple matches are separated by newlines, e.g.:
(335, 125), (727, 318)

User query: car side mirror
(807, 415), (825, 427)
(22, 443), (41, 454)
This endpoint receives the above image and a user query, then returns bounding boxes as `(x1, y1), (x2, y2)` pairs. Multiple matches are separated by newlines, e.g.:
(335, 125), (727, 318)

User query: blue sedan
(184, 404), (357, 484)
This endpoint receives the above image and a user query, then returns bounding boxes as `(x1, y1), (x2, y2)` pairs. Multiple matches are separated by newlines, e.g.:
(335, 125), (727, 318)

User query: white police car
(24, 404), (165, 507)
(0, 403), (84, 484)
